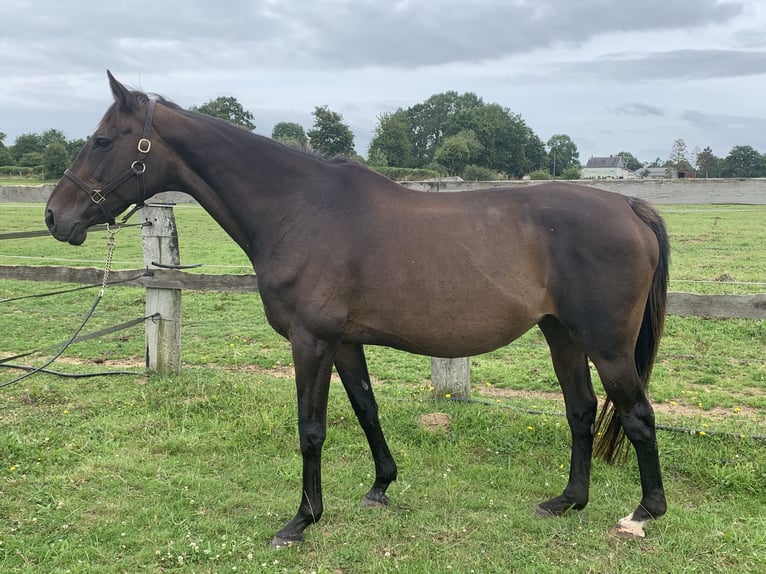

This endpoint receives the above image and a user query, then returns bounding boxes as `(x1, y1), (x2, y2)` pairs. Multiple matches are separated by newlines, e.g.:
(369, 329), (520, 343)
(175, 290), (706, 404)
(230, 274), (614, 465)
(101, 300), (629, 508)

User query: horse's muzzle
(46, 209), (87, 245)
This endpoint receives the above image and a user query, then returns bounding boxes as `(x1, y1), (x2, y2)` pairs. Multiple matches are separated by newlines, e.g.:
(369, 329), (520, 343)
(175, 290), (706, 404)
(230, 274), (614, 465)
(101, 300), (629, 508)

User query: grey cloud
(0, 0), (746, 75)
(682, 109), (766, 130)
(681, 110), (723, 131)
(613, 103), (665, 117)
(294, 0), (744, 68)
(731, 27), (766, 48)
(535, 49), (766, 83)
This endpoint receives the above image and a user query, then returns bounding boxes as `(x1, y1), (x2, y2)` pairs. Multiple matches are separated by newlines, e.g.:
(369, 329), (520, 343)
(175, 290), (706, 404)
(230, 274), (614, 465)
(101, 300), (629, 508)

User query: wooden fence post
(431, 356), (471, 399)
(141, 204), (182, 373)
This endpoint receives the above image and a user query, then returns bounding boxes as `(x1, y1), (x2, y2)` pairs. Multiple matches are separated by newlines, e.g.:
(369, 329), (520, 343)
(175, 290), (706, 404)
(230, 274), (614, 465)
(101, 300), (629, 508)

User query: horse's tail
(593, 197), (670, 464)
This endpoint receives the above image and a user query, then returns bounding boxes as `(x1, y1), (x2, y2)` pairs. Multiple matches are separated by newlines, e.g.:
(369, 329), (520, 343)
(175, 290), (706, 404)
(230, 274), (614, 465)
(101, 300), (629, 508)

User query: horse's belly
(346, 293), (544, 357)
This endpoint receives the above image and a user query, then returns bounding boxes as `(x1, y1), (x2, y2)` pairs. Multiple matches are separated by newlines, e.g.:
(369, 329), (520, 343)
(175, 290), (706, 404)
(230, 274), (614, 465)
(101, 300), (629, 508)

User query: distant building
(581, 156), (637, 179)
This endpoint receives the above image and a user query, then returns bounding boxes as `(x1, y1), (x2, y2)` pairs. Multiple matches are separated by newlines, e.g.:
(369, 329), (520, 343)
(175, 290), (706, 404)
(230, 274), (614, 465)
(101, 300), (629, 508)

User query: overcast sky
(2, 0), (766, 165)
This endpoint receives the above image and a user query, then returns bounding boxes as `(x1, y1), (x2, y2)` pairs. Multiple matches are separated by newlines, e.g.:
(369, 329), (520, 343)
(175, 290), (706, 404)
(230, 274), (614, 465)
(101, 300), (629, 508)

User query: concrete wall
(0, 185), (54, 203)
(0, 184), (195, 204)
(3, 178), (766, 205)
(401, 178), (766, 205)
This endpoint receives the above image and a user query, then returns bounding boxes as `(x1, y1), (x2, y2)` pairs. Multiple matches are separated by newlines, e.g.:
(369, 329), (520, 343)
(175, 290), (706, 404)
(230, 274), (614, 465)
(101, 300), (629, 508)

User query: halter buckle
(137, 138), (152, 154)
(91, 190), (106, 204)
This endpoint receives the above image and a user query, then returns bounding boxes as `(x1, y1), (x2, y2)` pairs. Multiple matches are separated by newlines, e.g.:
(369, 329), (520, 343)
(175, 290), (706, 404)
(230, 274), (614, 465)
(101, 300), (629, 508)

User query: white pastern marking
(611, 512), (648, 539)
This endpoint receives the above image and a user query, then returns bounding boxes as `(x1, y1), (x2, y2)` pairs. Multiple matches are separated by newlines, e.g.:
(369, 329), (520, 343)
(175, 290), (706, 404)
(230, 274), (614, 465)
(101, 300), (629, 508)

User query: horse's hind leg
(589, 353), (667, 538)
(334, 343), (398, 507)
(536, 316), (598, 516)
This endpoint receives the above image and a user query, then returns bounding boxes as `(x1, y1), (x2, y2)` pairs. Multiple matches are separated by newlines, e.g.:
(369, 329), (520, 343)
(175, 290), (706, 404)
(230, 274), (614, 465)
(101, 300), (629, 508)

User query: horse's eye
(94, 136), (113, 150)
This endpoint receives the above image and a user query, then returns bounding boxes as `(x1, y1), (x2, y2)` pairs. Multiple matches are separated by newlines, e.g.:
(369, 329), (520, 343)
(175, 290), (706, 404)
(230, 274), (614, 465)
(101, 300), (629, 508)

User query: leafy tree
(272, 122), (307, 148)
(528, 169), (552, 180)
(376, 91), (545, 178)
(368, 110), (414, 168)
(367, 148), (388, 167)
(546, 134), (580, 176)
(40, 129), (67, 148)
(405, 92), (483, 166)
(447, 102), (535, 177)
(10, 133), (43, 163)
(43, 141), (70, 179)
(617, 151), (642, 172)
(721, 145), (766, 178)
(647, 157), (671, 168)
(446, 101), (547, 177)
(521, 129), (548, 177)
(560, 165), (582, 179)
(669, 138), (688, 165)
(668, 138), (695, 176)
(191, 96), (256, 130)
(433, 130), (482, 175)
(18, 151), (44, 168)
(462, 164), (503, 181)
(1, 130), (82, 170)
(695, 146), (721, 178)
(0, 131), (12, 165)
(307, 106), (356, 157)
(66, 138), (87, 159)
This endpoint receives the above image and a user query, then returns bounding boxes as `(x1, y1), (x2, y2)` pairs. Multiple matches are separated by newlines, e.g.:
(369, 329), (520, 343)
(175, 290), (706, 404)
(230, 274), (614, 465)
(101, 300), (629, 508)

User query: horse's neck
(164, 122), (315, 258)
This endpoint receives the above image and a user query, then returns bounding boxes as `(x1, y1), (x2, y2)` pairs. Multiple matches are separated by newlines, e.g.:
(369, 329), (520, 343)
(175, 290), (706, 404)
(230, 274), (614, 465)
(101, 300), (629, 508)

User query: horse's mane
(126, 87), (363, 168)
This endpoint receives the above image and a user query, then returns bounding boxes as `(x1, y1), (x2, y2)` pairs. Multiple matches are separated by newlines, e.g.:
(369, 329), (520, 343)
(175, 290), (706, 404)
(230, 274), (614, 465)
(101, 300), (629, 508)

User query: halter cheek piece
(64, 99), (157, 226)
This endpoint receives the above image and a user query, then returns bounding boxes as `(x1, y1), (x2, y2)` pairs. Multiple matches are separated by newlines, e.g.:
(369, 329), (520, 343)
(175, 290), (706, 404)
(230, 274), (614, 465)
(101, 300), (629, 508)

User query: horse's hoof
(609, 514), (647, 539)
(360, 493), (388, 508)
(535, 504), (556, 518)
(270, 534), (302, 549)
(535, 498), (579, 517)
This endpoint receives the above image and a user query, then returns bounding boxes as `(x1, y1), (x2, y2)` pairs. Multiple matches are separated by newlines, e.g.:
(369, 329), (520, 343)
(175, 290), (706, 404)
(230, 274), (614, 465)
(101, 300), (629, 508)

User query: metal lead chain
(100, 224), (119, 296)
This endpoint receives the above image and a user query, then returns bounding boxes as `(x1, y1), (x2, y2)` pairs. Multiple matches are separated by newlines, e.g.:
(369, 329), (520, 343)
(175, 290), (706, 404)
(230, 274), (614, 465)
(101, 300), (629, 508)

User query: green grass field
(0, 178), (47, 187)
(1, 203), (764, 572)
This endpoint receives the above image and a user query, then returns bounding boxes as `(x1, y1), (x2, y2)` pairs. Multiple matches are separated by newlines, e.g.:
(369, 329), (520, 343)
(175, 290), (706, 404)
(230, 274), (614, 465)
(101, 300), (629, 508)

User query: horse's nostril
(45, 209), (55, 230)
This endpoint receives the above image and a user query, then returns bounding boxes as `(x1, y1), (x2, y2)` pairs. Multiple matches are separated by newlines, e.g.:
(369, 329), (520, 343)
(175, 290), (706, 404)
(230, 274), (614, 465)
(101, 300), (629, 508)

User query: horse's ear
(107, 70), (136, 113)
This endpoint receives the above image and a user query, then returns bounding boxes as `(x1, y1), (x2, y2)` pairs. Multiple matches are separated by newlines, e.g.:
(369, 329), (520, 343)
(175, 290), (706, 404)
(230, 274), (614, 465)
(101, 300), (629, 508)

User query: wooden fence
(1, 204), (764, 392)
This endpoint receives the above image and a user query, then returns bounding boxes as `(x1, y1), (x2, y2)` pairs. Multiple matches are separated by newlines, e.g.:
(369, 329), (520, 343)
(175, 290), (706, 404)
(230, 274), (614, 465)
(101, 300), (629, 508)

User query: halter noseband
(64, 99), (157, 225)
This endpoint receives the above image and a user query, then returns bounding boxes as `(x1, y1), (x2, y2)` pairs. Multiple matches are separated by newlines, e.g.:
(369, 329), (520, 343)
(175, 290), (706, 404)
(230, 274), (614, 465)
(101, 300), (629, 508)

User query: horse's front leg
(271, 332), (336, 548)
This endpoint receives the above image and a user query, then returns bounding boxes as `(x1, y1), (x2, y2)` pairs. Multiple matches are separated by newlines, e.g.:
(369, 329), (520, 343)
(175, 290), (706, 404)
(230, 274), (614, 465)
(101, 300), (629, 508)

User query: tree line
(616, 139), (766, 179)
(0, 129), (85, 180)
(3, 93), (766, 181)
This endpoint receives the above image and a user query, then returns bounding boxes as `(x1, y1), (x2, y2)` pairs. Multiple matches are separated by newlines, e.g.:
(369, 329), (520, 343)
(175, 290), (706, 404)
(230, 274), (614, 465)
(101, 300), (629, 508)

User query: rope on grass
(0, 312), (159, 388)
(0, 364), (141, 378)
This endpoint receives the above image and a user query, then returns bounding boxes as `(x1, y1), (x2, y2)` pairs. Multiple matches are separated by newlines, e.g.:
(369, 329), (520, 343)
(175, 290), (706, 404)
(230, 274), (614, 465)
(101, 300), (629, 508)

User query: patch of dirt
(418, 412), (452, 434)
(713, 273), (736, 282)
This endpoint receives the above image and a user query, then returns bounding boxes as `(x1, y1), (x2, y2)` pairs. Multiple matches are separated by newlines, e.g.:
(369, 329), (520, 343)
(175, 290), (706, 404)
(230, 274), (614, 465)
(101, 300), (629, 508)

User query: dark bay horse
(46, 72), (670, 545)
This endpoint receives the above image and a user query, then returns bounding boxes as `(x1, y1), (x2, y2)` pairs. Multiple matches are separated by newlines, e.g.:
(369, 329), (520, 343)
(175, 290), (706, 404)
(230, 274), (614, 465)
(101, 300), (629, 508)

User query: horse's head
(46, 71), (168, 244)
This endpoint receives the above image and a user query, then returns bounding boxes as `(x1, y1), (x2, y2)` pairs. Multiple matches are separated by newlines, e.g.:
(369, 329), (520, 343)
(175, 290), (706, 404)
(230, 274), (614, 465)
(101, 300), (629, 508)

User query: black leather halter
(64, 99), (157, 225)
